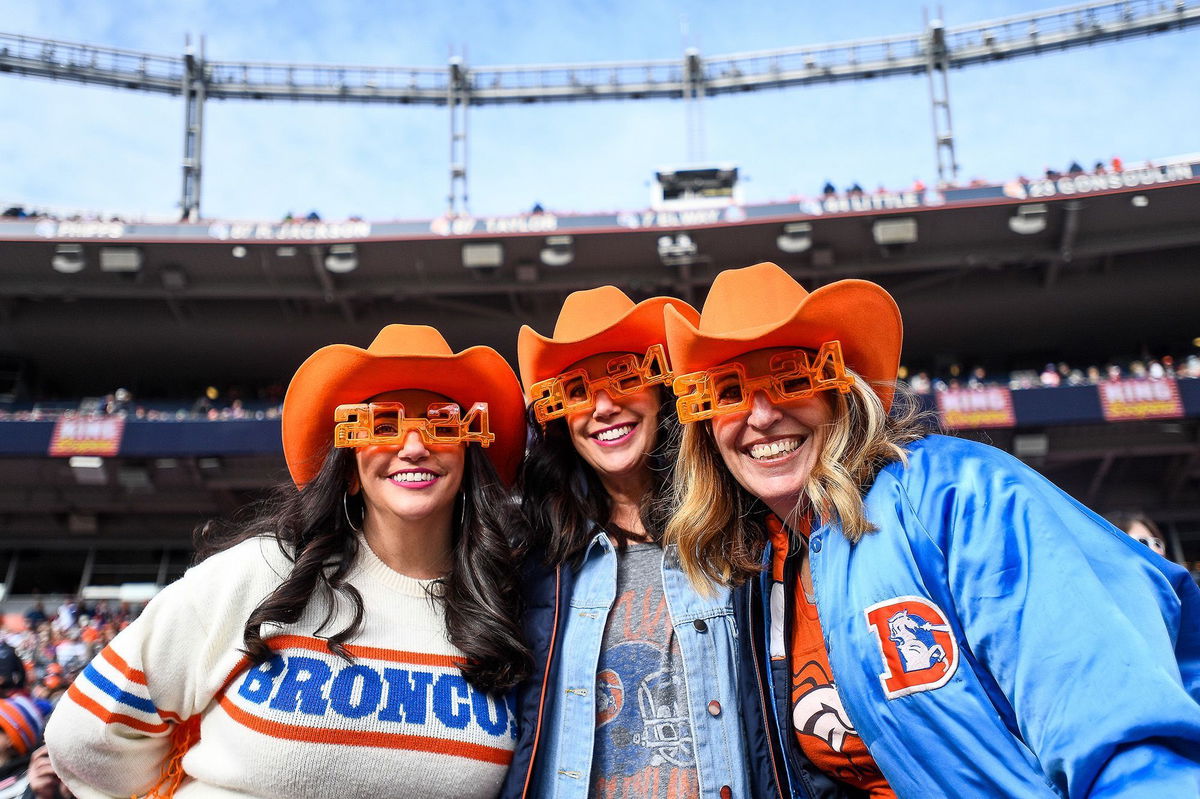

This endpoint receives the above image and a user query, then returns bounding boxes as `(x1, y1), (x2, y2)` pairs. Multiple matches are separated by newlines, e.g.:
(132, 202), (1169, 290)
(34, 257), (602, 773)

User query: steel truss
(1, 0), (1197, 214)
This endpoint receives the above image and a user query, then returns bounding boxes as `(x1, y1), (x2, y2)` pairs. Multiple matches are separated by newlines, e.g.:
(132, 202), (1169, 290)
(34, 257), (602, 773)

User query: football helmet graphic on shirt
(792, 660), (858, 752)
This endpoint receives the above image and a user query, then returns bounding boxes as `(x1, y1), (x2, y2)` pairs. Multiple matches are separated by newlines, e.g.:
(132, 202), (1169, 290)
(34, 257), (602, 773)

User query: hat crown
(367, 324), (454, 357)
(700, 262), (810, 334)
(552, 286), (637, 340)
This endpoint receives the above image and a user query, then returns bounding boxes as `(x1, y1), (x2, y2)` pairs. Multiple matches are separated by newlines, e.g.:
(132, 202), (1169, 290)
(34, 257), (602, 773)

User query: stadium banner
(0, 195), (936, 243)
(48, 416), (125, 457)
(943, 161), (1200, 204)
(936, 386), (1016, 429)
(3, 160), (1194, 243)
(1099, 378), (1184, 422)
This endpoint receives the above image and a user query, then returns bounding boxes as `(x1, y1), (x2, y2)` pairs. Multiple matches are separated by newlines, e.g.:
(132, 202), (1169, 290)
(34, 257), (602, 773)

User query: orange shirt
(767, 516), (896, 798)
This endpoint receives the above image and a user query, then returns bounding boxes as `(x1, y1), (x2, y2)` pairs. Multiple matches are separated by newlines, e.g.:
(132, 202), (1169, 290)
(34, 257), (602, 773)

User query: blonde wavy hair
(663, 371), (932, 588)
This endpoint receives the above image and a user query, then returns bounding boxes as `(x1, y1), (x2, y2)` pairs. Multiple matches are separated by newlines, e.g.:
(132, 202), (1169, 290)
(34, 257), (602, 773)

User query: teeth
(391, 471), (437, 483)
(595, 424), (633, 442)
(749, 438), (802, 460)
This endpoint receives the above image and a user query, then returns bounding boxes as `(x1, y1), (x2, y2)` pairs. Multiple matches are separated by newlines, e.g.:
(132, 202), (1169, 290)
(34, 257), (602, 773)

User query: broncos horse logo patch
(864, 597), (959, 700)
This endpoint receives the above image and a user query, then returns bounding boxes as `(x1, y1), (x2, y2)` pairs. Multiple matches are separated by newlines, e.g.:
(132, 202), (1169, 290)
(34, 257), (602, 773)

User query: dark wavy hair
(519, 386), (678, 566)
(195, 444), (531, 694)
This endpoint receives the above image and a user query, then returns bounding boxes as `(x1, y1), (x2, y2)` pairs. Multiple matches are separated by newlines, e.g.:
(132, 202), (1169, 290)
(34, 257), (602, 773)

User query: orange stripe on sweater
(95, 646), (184, 723)
(263, 635), (464, 669)
(100, 645), (147, 685)
(217, 695), (513, 766)
(67, 683), (169, 735)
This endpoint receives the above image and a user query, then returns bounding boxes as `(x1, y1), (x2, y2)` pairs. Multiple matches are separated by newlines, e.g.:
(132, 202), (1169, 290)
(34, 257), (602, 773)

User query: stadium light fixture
(231, 245), (247, 258)
(871, 218), (918, 246)
(776, 222), (813, 254)
(68, 512), (99, 534)
(324, 243), (358, 274)
(161, 266), (187, 290)
(69, 456), (107, 487)
(1008, 204), (1047, 235)
(515, 262), (539, 283)
(657, 233), (698, 262)
(276, 246), (297, 257)
(462, 242), (504, 269)
(51, 243), (85, 274)
(117, 465), (153, 492)
(539, 236), (574, 267)
(99, 247), (143, 273)
(1013, 433), (1049, 459)
(69, 456), (104, 469)
(1131, 195), (1149, 208)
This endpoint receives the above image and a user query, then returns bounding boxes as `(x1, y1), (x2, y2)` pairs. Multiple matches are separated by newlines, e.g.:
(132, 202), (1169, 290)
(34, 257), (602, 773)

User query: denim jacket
(508, 530), (750, 798)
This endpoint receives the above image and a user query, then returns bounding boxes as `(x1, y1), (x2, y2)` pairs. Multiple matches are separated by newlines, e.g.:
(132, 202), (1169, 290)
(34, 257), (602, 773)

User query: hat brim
(518, 297), (700, 394)
(664, 279), (902, 411)
(283, 345), (526, 487)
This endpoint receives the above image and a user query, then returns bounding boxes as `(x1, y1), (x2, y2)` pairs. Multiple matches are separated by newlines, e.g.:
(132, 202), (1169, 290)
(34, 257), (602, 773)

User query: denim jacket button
(720, 787), (732, 799)
(707, 700), (722, 717)
(810, 535), (822, 553)
(693, 619), (708, 633)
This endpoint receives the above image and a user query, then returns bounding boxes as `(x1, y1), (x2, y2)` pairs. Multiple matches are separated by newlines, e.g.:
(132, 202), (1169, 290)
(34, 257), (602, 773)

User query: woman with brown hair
(499, 287), (750, 799)
(47, 324), (531, 799)
(664, 262), (1200, 798)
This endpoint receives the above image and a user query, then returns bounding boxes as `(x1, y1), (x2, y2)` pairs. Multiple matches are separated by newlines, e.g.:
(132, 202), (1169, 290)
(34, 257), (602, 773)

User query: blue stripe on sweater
(82, 663), (158, 715)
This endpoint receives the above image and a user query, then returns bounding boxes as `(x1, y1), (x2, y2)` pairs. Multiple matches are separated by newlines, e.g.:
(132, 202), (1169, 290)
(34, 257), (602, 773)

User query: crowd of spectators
(1, 353), (1195, 421)
(0, 385), (284, 423)
(1, 205), (127, 225)
(0, 599), (144, 795)
(2, 599), (141, 709)
(819, 178), (931, 199)
(901, 352), (1200, 394)
(1032, 156), (1124, 184)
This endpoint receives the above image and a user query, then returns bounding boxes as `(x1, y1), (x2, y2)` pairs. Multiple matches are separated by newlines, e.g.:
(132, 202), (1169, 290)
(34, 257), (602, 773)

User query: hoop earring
(343, 491), (364, 533)
(458, 491), (467, 531)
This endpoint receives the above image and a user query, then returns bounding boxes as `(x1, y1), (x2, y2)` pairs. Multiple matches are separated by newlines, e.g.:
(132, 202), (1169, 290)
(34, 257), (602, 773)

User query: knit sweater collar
(351, 535), (446, 599)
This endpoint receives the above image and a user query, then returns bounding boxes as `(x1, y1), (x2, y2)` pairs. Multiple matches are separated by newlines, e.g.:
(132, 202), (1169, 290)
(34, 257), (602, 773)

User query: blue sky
(1, 1), (1197, 221)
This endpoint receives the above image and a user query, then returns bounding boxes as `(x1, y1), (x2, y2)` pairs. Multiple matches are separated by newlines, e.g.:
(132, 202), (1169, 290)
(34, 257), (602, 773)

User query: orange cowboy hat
(283, 324), (526, 487)
(664, 262), (903, 410)
(517, 286), (700, 394)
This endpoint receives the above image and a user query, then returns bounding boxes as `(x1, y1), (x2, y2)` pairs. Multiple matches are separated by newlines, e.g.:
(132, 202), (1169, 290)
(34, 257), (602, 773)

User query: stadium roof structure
(3, 0), (1198, 216)
(1, 160), (1198, 394)
(0, 165), (1198, 588)
(4, 2), (1197, 103)
(2, 2), (1200, 592)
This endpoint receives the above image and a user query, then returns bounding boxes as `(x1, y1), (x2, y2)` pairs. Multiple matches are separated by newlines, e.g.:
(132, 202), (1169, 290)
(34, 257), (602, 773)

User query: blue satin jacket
(748, 435), (1200, 798)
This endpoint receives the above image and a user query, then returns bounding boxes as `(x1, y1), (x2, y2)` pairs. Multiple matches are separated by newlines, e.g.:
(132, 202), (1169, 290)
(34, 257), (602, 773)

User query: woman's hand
(28, 745), (74, 799)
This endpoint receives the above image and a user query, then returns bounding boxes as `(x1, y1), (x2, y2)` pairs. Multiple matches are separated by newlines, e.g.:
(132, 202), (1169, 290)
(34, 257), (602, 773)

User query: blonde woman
(664, 262), (1200, 798)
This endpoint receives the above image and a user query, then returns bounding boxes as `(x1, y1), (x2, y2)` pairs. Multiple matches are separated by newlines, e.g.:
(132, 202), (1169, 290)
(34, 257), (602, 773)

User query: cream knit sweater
(45, 536), (516, 799)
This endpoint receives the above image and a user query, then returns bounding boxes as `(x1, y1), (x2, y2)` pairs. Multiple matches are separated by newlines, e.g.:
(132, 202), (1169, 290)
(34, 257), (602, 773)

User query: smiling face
(709, 348), (834, 518)
(352, 389), (465, 533)
(564, 352), (660, 489)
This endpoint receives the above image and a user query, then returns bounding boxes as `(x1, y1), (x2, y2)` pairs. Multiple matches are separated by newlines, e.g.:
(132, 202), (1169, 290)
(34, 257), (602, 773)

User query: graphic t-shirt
(767, 516), (896, 798)
(590, 543), (699, 799)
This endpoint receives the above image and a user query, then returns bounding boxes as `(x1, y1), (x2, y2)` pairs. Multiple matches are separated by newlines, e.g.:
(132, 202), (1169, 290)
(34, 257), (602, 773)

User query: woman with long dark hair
(500, 287), (751, 799)
(664, 262), (1200, 798)
(46, 324), (531, 799)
